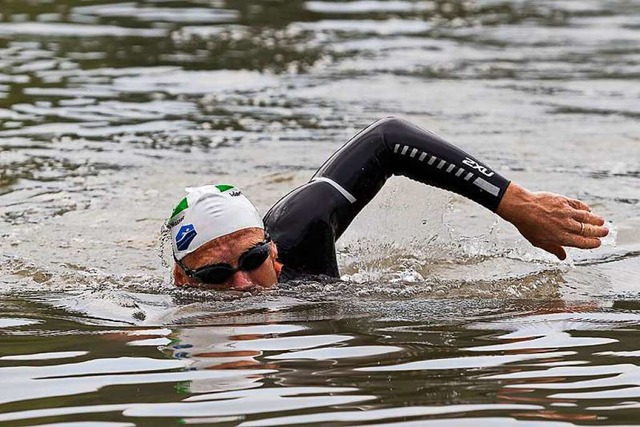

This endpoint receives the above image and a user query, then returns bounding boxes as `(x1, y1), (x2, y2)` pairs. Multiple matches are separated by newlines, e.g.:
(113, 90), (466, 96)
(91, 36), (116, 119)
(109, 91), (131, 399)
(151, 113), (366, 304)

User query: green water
(1, 0), (639, 425)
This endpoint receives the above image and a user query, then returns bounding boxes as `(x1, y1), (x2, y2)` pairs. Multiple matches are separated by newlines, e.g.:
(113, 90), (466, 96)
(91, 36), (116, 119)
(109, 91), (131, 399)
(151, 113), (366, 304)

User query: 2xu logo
(462, 158), (494, 177)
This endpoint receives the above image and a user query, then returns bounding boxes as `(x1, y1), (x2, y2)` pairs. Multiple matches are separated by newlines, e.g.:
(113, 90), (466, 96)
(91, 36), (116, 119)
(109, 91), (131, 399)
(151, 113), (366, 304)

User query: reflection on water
(1, 0), (639, 425)
(4, 299), (640, 425)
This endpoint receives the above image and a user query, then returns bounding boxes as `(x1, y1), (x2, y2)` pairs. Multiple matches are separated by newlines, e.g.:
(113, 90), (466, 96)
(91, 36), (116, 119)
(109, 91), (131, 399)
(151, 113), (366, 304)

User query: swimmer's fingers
(585, 223), (609, 238)
(562, 234), (603, 250)
(567, 198), (591, 211)
(571, 209), (605, 226)
(567, 220), (609, 238)
(537, 243), (567, 260)
(546, 219), (608, 257)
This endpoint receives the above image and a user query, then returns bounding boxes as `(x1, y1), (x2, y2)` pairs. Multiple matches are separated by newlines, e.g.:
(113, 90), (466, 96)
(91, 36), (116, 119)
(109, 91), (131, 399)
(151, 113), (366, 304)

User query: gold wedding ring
(579, 222), (585, 236)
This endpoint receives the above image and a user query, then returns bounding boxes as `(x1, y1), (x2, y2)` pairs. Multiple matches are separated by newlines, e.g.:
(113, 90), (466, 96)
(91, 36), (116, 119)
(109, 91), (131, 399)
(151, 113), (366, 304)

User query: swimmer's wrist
(496, 182), (533, 225)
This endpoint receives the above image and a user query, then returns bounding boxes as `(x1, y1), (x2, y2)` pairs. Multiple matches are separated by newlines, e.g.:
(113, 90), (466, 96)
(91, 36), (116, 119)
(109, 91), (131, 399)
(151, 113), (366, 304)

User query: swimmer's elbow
(373, 116), (407, 133)
(370, 116), (418, 150)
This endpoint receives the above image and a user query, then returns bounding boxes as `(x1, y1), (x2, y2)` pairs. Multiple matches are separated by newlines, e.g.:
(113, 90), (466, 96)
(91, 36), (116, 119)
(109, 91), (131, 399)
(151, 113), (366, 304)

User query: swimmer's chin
(172, 277), (278, 292)
(227, 282), (278, 293)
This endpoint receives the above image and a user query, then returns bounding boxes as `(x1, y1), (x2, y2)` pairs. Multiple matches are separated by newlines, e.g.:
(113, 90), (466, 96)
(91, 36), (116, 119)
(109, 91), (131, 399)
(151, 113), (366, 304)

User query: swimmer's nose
(229, 271), (255, 291)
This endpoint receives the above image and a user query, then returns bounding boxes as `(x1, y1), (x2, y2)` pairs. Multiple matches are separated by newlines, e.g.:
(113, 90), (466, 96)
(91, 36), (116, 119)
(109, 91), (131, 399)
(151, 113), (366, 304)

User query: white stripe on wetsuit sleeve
(312, 177), (357, 204)
(473, 177), (500, 196)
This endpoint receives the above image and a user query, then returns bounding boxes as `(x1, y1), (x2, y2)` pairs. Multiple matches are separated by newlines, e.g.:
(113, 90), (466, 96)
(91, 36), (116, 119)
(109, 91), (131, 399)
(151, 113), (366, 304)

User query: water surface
(1, 0), (639, 425)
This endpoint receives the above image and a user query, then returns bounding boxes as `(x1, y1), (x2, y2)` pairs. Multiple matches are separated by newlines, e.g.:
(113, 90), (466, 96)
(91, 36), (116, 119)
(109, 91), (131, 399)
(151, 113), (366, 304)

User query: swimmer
(167, 117), (609, 290)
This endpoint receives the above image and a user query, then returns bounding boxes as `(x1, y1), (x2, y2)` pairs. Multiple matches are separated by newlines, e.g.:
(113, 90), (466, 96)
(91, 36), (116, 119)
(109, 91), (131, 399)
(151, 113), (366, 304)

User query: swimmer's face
(173, 227), (281, 291)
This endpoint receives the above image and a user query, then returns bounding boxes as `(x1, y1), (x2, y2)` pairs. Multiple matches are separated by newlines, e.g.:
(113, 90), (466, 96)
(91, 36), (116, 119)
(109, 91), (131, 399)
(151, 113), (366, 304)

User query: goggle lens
(185, 240), (272, 285)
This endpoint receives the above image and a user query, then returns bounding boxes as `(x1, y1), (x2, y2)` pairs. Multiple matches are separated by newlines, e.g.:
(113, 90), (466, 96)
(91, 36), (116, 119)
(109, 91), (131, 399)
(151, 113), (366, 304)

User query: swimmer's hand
(497, 182), (608, 260)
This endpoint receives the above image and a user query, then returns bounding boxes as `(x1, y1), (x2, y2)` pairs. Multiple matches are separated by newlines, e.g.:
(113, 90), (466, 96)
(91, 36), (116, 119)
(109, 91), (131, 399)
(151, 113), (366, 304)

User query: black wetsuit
(263, 117), (510, 281)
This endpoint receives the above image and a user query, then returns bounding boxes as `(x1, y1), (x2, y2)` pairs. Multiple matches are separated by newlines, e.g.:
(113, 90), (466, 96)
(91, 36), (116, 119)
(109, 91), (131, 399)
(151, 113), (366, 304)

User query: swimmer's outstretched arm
(315, 117), (607, 257)
(314, 116), (510, 212)
(265, 117), (608, 277)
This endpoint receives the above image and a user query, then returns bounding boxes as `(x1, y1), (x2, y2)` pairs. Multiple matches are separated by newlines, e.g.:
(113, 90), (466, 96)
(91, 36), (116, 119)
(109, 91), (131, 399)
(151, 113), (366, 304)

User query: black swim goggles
(174, 235), (272, 286)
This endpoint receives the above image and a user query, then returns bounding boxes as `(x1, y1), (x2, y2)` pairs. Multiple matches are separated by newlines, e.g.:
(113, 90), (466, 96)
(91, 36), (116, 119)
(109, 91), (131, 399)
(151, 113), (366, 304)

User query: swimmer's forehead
(183, 228), (265, 266)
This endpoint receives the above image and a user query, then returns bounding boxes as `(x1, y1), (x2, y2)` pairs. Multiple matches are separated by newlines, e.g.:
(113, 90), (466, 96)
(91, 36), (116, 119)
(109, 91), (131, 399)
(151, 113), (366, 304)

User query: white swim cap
(167, 184), (264, 261)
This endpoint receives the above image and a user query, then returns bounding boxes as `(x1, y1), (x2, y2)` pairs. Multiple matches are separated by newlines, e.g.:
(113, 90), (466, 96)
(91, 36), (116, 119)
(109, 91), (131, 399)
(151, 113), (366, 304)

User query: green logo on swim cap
(170, 197), (189, 219)
(215, 184), (235, 192)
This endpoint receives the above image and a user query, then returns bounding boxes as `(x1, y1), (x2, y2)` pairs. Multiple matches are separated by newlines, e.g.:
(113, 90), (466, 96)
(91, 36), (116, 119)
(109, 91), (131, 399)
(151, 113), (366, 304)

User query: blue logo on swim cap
(176, 224), (197, 251)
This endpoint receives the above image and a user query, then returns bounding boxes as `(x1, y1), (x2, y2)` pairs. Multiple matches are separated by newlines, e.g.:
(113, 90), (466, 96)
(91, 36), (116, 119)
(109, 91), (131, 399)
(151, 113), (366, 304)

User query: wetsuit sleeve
(264, 117), (511, 279)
